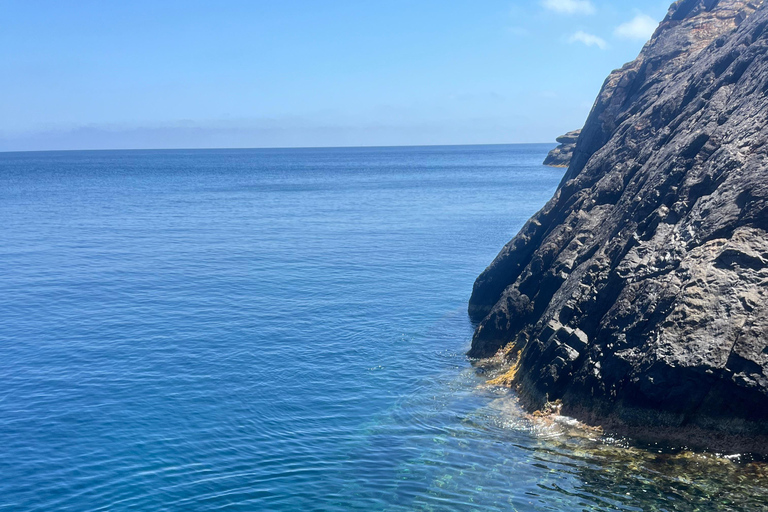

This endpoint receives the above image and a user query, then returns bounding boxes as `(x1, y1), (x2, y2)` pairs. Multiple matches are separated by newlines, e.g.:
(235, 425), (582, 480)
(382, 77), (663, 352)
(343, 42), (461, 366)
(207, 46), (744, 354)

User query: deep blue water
(2, 145), (768, 511)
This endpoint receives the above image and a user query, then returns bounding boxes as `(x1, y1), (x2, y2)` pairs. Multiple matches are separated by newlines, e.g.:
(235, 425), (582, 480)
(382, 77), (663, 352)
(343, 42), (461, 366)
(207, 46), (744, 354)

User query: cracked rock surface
(469, 0), (768, 453)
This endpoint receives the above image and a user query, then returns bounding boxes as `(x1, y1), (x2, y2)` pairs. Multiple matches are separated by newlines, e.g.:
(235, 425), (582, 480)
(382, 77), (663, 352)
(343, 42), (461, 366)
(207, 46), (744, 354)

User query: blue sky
(1, 0), (673, 151)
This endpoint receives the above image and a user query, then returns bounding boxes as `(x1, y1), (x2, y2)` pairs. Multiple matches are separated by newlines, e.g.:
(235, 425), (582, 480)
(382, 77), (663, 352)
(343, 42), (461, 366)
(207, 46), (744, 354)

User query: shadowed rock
(543, 129), (581, 167)
(469, 0), (768, 453)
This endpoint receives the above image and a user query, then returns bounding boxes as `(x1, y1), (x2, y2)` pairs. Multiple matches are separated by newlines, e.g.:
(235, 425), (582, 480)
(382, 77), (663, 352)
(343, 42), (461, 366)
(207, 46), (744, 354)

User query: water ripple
(1, 147), (767, 511)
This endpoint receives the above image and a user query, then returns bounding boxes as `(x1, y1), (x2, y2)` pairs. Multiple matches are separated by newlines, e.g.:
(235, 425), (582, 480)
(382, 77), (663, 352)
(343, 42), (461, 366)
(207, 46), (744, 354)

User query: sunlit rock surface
(469, 0), (768, 453)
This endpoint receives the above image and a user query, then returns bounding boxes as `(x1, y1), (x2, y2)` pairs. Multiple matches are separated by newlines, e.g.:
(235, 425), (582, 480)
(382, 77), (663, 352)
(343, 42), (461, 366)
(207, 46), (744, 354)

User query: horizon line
(0, 141), (556, 155)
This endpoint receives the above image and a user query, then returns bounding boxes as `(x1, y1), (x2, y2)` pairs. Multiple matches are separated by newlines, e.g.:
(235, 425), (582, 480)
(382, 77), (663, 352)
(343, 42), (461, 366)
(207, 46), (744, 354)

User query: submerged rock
(543, 130), (581, 167)
(469, 0), (768, 453)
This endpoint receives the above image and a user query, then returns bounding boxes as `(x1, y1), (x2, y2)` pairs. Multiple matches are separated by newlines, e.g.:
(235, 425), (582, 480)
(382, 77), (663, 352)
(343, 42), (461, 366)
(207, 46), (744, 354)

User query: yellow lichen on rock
(487, 356), (521, 387)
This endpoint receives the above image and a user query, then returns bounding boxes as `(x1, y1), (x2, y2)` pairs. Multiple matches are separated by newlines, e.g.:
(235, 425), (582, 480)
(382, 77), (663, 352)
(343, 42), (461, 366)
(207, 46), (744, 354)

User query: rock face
(469, 0), (768, 453)
(543, 130), (581, 167)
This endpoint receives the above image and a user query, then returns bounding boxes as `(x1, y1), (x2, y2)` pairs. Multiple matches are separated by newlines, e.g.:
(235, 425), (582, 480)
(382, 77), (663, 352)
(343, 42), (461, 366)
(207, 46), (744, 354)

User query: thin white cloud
(541, 0), (596, 15)
(614, 14), (658, 40)
(569, 31), (608, 49)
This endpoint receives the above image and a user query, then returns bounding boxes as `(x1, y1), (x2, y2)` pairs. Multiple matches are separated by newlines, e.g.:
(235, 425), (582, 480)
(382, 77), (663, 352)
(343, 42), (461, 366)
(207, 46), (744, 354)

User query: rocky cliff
(543, 129), (581, 167)
(469, 0), (768, 453)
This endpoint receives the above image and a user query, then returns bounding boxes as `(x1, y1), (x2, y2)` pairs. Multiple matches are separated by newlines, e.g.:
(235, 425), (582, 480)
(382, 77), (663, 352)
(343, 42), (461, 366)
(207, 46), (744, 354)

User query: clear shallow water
(1, 145), (768, 511)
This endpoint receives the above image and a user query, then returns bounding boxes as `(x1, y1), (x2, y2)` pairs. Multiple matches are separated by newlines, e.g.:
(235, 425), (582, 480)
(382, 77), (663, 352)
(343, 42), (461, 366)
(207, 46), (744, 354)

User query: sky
(0, 0), (674, 151)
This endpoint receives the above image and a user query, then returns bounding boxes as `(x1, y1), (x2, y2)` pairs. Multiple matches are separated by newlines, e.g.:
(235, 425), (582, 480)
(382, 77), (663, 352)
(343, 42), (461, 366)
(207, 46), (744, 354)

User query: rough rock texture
(543, 129), (581, 167)
(469, 0), (768, 453)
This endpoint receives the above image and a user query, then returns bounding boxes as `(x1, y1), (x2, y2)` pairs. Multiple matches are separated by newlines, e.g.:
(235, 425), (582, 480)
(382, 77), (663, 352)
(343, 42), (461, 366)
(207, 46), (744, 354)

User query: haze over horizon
(2, 0), (672, 152)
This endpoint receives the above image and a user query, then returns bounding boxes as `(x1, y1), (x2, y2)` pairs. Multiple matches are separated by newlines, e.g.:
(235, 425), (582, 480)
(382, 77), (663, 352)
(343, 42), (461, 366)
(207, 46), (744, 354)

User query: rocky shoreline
(470, 0), (768, 454)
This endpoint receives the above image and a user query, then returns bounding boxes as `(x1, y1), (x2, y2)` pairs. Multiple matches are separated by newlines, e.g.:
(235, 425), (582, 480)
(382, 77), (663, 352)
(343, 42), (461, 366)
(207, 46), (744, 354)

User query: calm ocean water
(2, 145), (768, 511)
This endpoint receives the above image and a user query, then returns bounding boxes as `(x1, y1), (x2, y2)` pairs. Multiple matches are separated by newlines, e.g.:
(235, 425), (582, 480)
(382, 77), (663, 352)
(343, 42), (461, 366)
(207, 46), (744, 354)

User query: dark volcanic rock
(469, 0), (768, 453)
(543, 129), (581, 167)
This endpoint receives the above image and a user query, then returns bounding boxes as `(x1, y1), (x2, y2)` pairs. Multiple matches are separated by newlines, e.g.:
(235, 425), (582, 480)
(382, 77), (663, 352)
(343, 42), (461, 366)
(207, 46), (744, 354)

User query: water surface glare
(2, 145), (768, 511)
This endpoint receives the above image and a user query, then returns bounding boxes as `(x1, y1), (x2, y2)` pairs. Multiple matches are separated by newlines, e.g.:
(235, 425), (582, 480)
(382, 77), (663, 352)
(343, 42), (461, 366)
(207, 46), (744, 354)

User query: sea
(2, 145), (768, 511)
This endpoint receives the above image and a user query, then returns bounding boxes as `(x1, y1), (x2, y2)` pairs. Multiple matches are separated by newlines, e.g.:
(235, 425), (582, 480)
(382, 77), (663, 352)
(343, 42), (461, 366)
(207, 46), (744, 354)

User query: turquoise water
(2, 145), (768, 511)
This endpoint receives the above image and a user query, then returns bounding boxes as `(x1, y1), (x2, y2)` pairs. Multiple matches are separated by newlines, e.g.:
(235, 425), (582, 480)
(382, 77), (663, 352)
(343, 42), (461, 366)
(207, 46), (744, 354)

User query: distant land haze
(0, 0), (668, 151)
(0, 119), (578, 152)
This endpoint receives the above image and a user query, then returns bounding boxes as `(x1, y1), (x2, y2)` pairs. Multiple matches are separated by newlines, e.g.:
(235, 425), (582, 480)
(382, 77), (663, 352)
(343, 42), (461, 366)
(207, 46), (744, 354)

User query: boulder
(543, 129), (581, 167)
